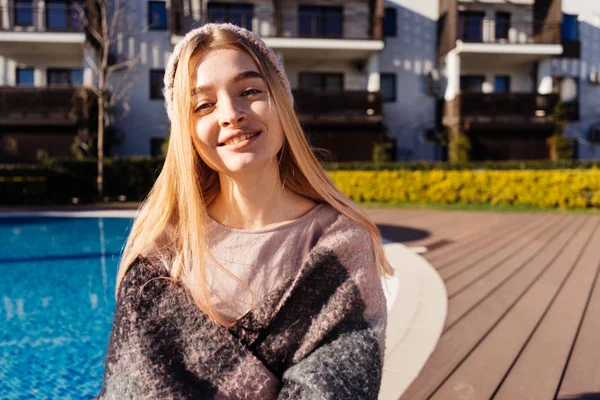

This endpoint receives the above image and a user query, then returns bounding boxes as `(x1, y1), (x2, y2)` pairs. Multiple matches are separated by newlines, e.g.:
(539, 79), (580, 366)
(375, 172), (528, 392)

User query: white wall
(558, 0), (600, 159)
(379, 0), (439, 161)
(110, 0), (172, 156)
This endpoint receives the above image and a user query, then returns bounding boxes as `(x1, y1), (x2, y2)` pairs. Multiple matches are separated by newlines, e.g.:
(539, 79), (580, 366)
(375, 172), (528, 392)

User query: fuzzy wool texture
(163, 23), (293, 122)
(96, 214), (387, 400)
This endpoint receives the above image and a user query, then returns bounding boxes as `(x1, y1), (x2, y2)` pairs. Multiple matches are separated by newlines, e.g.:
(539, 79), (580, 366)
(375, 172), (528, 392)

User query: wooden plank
(369, 210), (481, 245)
(399, 216), (586, 400)
(558, 229), (600, 397)
(443, 216), (573, 329)
(435, 214), (553, 279)
(366, 209), (456, 228)
(425, 213), (531, 265)
(494, 217), (600, 400)
(406, 212), (500, 248)
(443, 215), (562, 295)
(364, 208), (441, 224)
(430, 217), (598, 400)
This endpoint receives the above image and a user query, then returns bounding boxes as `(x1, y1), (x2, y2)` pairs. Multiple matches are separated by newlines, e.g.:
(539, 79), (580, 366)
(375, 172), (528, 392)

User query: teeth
(224, 132), (259, 146)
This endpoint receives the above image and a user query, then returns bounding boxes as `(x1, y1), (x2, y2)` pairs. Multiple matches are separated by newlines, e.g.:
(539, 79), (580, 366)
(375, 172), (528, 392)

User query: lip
(217, 131), (263, 151)
(218, 130), (262, 147)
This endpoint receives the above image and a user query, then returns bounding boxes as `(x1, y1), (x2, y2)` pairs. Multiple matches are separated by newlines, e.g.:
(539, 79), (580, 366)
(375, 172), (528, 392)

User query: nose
(218, 96), (246, 128)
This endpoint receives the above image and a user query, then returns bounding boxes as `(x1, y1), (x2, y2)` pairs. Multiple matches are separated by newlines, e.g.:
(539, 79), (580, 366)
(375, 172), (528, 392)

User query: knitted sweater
(203, 203), (340, 324)
(96, 213), (387, 400)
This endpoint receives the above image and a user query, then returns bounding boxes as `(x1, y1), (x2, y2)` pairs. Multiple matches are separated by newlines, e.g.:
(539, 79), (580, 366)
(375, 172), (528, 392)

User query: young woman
(97, 23), (393, 399)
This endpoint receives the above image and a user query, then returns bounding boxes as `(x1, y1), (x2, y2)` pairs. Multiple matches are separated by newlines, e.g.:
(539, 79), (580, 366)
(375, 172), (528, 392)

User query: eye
(194, 103), (214, 113)
(242, 89), (262, 97)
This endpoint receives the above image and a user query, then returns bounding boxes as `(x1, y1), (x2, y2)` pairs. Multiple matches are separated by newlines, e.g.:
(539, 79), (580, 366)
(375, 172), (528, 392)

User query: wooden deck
(364, 208), (600, 400)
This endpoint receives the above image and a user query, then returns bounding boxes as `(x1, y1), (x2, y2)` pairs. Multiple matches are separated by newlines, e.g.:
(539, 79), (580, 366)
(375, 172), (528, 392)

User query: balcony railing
(292, 89), (382, 124)
(170, 8), (376, 40)
(457, 16), (560, 45)
(0, 87), (92, 125)
(0, 4), (83, 33)
(445, 93), (561, 127)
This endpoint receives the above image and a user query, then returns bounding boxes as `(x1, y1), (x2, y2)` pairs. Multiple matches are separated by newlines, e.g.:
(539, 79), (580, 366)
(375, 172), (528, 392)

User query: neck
(209, 165), (297, 230)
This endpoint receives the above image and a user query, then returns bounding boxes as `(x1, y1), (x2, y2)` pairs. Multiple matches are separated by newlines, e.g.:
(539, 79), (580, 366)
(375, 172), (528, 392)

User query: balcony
(0, 4), (85, 47)
(0, 87), (93, 126)
(444, 92), (561, 129)
(458, 17), (560, 45)
(450, 16), (563, 62)
(169, 5), (384, 59)
(292, 89), (382, 125)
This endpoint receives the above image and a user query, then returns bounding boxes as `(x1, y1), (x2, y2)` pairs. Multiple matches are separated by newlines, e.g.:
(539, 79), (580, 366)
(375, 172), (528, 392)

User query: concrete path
(380, 241), (447, 400)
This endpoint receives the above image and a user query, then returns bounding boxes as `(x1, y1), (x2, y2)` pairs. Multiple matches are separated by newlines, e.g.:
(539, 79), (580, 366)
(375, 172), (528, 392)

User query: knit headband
(163, 23), (293, 121)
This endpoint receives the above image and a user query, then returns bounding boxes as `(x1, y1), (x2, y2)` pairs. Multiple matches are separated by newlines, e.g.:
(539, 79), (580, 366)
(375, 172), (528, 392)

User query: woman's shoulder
(116, 256), (174, 301)
(316, 206), (374, 253)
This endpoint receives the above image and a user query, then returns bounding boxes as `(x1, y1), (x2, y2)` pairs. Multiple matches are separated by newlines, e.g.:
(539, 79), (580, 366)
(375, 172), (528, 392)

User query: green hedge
(2, 158), (600, 205)
(0, 158), (164, 205)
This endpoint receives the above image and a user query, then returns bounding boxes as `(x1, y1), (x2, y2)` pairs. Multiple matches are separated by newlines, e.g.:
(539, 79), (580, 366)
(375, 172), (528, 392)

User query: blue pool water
(0, 217), (133, 399)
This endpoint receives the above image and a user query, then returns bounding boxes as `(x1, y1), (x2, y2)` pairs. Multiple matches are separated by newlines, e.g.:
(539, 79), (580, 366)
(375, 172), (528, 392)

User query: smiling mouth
(219, 131), (261, 147)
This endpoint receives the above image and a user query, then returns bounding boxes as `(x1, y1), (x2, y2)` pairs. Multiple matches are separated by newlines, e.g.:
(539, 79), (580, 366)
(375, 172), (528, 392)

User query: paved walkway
(366, 208), (600, 400)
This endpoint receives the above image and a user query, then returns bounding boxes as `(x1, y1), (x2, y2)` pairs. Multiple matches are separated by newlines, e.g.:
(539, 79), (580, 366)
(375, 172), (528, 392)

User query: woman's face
(191, 48), (284, 176)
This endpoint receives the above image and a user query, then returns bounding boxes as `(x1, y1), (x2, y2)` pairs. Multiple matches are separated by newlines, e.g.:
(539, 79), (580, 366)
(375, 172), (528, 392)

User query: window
(207, 3), (253, 31)
(562, 13), (579, 41)
(47, 68), (83, 86)
(15, 0), (33, 27)
(298, 73), (343, 90)
(72, 68), (84, 85)
(458, 11), (484, 42)
(495, 12), (510, 41)
(298, 6), (343, 38)
(150, 69), (165, 99)
(148, 1), (167, 30)
(384, 7), (397, 37)
(494, 75), (510, 92)
(16, 67), (35, 86)
(47, 69), (71, 86)
(460, 75), (485, 93)
(381, 73), (396, 102)
(46, 0), (79, 31)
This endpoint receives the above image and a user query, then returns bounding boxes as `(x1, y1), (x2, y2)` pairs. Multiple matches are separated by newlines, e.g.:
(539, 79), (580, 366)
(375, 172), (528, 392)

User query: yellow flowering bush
(327, 169), (600, 209)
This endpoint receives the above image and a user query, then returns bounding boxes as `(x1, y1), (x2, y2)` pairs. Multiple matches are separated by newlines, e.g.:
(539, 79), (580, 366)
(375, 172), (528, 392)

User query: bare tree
(79, 0), (141, 200)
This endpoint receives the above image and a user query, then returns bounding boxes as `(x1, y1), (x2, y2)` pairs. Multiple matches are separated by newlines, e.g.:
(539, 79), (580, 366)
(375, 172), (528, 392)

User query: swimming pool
(1, 216), (133, 399)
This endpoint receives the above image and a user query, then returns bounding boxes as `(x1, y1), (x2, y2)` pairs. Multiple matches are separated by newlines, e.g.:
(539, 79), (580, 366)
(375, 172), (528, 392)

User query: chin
(221, 154), (276, 175)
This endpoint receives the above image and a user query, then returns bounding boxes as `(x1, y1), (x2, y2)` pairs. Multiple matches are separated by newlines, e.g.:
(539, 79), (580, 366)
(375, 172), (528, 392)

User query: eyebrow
(191, 70), (264, 96)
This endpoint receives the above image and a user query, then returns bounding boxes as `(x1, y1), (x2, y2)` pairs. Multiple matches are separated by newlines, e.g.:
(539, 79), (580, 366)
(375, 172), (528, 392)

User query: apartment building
(379, 0), (439, 161)
(1, 0), (598, 162)
(0, 0), (95, 162)
(380, 0), (600, 161)
(560, 0), (600, 160)
(111, 0), (386, 161)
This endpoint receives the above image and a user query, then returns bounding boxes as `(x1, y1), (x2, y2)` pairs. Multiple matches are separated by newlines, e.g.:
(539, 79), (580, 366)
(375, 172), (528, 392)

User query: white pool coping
(379, 242), (448, 400)
(0, 210), (139, 218)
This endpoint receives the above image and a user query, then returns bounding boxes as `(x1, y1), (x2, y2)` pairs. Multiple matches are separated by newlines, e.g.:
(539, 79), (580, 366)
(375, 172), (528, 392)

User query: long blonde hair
(117, 27), (393, 326)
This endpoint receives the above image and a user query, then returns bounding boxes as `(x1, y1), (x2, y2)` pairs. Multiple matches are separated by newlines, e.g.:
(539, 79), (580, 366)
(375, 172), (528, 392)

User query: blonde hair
(117, 27), (393, 326)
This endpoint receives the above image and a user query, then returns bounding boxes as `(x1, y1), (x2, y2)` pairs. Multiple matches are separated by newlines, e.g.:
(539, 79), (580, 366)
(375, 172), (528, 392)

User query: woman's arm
(277, 316), (384, 400)
(97, 259), (280, 400)
(271, 220), (388, 400)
